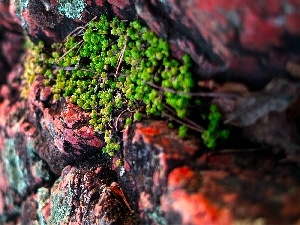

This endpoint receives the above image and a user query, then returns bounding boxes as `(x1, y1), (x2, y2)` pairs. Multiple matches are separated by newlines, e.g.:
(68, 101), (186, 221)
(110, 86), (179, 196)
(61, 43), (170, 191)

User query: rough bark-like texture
(0, 0), (300, 224)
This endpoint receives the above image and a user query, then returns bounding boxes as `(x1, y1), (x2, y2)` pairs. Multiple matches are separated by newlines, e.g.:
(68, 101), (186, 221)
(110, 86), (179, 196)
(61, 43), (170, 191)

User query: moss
(22, 40), (46, 98)
(178, 125), (188, 139)
(24, 15), (229, 155)
(201, 105), (229, 149)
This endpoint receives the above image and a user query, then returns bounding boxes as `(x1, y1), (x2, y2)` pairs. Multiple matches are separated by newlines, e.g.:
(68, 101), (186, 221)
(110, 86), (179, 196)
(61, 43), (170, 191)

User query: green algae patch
(23, 15), (229, 155)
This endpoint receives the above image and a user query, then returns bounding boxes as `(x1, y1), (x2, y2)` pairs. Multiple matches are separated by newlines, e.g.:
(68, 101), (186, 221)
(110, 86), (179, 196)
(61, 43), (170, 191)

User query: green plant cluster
(44, 15), (195, 155)
(22, 41), (48, 98)
(24, 15), (229, 155)
(201, 105), (229, 149)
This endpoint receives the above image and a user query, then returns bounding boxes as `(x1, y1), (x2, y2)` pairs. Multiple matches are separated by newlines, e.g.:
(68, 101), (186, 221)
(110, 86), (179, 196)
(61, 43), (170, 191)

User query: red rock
(167, 166), (196, 190)
(240, 11), (284, 51)
(286, 13), (300, 35)
(48, 164), (137, 224)
(162, 190), (232, 225)
(122, 121), (200, 223)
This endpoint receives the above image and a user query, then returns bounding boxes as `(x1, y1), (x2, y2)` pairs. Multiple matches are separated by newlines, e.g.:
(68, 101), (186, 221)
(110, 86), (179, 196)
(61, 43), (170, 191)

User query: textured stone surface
(120, 121), (199, 224)
(0, 0), (300, 224)
(48, 164), (137, 224)
(121, 122), (300, 224)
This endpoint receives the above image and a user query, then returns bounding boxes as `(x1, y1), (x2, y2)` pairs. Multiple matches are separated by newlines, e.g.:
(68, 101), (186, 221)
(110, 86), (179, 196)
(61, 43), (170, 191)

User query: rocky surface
(0, 0), (300, 225)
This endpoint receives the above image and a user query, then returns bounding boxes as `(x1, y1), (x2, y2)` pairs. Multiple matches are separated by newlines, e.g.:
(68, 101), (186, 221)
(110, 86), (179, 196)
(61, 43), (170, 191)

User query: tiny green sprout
(202, 105), (229, 149)
(178, 125), (188, 138)
(133, 112), (142, 121)
(168, 122), (175, 129)
(116, 158), (123, 167)
(125, 118), (132, 126)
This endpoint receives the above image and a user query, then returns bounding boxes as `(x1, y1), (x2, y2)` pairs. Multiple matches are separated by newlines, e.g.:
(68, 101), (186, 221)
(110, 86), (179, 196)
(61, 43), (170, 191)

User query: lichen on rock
(57, 0), (86, 19)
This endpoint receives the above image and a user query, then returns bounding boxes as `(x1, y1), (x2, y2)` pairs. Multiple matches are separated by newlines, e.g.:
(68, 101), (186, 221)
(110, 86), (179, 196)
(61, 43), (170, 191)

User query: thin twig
(109, 72), (128, 77)
(223, 97), (266, 124)
(64, 26), (86, 41)
(162, 103), (205, 132)
(114, 109), (129, 131)
(146, 82), (239, 98)
(63, 16), (98, 42)
(115, 43), (127, 77)
(162, 111), (204, 133)
(56, 40), (83, 64)
(52, 65), (77, 71)
(76, 40), (84, 55)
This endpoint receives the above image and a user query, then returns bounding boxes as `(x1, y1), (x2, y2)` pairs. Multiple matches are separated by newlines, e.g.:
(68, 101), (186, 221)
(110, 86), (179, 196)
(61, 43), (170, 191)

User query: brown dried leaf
(216, 79), (299, 127)
(286, 61), (300, 80)
(214, 78), (300, 156)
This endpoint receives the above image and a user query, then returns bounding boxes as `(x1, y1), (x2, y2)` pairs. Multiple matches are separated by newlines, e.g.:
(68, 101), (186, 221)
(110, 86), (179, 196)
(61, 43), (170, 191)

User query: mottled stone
(121, 120), (199, 224)
(48, 163), (137, 225)
(120, 121), (300, 224)
(27, 75), (105, 174)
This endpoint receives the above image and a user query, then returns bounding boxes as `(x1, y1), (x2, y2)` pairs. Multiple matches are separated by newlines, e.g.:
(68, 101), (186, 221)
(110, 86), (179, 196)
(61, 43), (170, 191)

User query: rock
(0, 0), (300, 224)
(48, 163), (137, 225)
(120, 120), (199, 224)
(122, 123), (300, 224)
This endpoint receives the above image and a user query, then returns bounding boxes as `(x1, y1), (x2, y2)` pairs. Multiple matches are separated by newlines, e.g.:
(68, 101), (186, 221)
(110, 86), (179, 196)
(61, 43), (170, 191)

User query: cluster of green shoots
(23, 15), (229, 156)
(201, 105), (229, 149)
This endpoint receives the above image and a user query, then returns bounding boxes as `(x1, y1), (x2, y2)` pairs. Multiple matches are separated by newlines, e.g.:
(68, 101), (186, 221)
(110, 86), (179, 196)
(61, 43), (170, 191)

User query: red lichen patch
(21, 9), (39, 38)
(61, 100), (90, 129)
(131, 121), (198, 156)
(162, 190), (232, 225)
(139, 191), (153, 211)
(132, 122), (165, 144)
(39, 95), (104, 158)
(168, 166), (197, 190)
(94, 0), (104, 7)
(19, 121), (37, 137)
(63, 129), (80, 149)
(39, 86), (52, 101)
